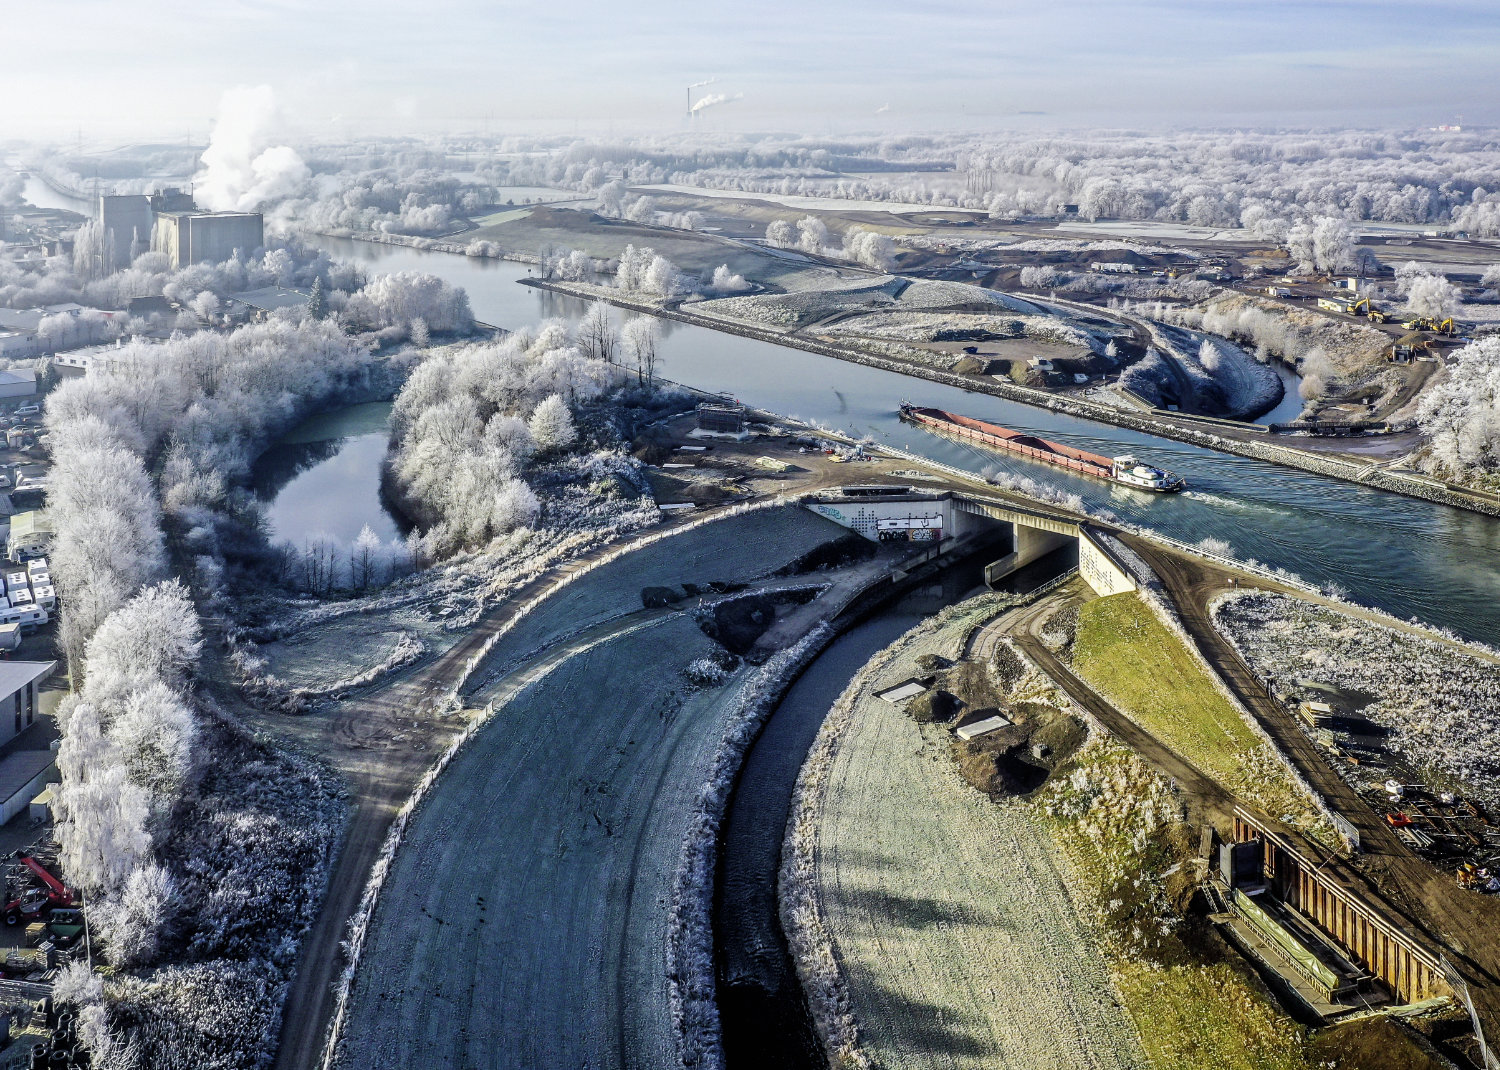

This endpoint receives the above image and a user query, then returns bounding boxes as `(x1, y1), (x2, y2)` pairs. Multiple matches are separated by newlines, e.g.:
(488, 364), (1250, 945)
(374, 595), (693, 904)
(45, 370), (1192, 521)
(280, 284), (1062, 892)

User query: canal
(311, 235), (1500, 645)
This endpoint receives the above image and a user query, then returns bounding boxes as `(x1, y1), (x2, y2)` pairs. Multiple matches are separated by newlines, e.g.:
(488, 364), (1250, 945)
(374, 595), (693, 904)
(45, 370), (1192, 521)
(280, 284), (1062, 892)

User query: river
(310, 235), (1500, 644)
(17, 172), (90, 214)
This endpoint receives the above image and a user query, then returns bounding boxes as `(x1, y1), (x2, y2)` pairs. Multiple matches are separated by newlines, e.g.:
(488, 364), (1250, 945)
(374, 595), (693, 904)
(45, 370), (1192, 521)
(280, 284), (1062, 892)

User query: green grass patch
(1072, 593), (1324, 832)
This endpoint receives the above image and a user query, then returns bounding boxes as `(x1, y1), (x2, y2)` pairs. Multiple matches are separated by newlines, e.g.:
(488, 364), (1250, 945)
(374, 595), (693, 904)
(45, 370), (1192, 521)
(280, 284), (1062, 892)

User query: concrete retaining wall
(1079, 530), (1137, 597)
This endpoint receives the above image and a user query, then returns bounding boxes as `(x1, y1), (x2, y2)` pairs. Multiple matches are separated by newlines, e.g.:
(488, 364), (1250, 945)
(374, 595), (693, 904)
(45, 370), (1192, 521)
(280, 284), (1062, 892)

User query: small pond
(251, 401), (402, 547)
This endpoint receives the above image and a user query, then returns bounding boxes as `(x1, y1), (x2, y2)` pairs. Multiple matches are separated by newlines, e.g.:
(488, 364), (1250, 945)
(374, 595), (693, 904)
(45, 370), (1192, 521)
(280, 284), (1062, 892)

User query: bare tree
(578, 301), (618, 364)
(623, 317), (660, 384)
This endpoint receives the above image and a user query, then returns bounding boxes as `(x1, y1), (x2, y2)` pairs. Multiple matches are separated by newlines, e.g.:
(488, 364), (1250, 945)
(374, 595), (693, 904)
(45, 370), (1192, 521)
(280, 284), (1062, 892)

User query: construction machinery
(1349, 298), (1393, 323)
(1454, 863), (1498, 893)
(1403, 316), (1461, 336)
(2, 853), (76, 926)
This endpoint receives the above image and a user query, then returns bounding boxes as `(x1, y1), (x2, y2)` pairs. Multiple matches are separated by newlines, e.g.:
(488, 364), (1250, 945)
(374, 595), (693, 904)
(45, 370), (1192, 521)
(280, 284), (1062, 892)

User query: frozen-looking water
(310, 235), (1500, 643)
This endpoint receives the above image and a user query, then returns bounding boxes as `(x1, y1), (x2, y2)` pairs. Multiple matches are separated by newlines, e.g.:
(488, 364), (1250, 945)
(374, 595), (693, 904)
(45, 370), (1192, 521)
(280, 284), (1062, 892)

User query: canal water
(17, 172), (90, 213)
(310, 235), (1500, 644)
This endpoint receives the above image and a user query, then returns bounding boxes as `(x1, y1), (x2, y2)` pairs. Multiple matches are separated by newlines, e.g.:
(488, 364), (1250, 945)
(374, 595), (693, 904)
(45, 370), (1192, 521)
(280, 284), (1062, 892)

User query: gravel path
(797, 607), (1144, 1069)
(334, 613), (752, 1069)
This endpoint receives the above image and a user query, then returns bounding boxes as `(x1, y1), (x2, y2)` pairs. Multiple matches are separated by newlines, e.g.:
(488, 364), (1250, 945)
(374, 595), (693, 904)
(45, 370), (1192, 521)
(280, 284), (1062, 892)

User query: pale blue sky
(4, 0), (1494, 138)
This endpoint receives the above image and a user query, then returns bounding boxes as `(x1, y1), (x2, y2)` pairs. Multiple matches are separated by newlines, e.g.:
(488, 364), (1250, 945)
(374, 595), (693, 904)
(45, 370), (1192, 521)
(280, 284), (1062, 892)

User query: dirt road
(1121, 536), (1500, 1035)
(977, 594), (1237, 829)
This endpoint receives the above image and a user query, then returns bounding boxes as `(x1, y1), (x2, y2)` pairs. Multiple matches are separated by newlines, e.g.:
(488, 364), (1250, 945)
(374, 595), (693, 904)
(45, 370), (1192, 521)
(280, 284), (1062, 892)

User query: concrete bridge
(805, 487), (1134, 596)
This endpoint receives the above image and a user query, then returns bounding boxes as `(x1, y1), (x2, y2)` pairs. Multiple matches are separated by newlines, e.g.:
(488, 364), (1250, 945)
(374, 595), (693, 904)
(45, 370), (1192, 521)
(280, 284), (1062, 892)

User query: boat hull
(898, 403), (1185, 493)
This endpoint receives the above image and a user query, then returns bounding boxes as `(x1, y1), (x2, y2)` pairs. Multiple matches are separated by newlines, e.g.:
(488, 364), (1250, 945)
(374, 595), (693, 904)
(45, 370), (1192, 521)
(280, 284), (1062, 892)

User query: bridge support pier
(985, 525), (1071, 587)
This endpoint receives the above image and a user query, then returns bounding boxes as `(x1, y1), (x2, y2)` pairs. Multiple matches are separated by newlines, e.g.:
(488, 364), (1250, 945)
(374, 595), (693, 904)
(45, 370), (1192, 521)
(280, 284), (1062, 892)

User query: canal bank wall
(521, 278), (1500, 520)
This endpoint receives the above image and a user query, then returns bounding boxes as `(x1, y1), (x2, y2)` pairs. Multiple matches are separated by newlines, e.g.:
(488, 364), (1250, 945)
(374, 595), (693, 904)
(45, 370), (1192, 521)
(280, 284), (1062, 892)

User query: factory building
(152, 210), (264, 269)
(97, 195), (154, 272)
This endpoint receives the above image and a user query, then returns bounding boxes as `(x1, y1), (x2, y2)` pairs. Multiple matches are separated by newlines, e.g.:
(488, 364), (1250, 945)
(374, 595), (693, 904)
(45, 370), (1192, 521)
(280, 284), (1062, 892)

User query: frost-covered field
(695, 276), (908, 329)
(259, 613), (432, 691)
(824, 310), (1095, 349)
(1213, 592), (1500, 808)
(332, 613), (742, 1069)
(784, 601), (1144, 1070)
(892, 278), (1039, 313)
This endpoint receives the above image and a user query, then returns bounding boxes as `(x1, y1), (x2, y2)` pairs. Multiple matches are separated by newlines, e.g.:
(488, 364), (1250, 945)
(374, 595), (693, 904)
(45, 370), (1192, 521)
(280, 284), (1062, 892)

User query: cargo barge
(898, 402), (1185, 492)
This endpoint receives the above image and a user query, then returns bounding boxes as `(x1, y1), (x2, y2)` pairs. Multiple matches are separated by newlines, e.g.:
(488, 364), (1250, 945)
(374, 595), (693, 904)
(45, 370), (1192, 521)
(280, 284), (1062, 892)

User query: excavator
(1350, 297), (1392, 323)
(1402, 315), (1460, 334)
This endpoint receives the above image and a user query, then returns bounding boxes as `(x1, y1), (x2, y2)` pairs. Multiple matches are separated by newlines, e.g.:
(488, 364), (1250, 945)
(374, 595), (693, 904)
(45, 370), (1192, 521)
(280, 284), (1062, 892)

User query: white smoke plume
(875, 103), (891, 114)
(688, 77), (717, 91)
(691, 92), (742, 114)
(195, 85), (309, 212)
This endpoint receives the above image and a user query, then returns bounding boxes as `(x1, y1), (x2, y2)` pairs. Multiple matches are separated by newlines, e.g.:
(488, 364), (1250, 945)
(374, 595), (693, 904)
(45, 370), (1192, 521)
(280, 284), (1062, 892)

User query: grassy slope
(1071, 592), (1324, 832)
(1041, 739), (1316, 1070)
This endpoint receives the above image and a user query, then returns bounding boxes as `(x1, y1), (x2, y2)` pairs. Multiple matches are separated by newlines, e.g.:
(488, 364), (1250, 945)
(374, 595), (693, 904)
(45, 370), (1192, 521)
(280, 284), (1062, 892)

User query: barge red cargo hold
(898, 402), (1185, 492)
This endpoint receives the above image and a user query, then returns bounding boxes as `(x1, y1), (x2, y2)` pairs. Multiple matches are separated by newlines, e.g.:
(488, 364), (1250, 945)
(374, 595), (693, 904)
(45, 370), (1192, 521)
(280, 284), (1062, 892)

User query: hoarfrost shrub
(529, 393), (578, 453)
(707, 264), (750, 294)
(684, 654), (735, 687)
(95, 861), (180, 968)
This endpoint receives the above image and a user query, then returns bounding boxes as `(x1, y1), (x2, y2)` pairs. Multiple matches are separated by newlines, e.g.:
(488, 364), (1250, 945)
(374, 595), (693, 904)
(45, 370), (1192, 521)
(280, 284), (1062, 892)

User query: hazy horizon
(4, 0), (1494, 141)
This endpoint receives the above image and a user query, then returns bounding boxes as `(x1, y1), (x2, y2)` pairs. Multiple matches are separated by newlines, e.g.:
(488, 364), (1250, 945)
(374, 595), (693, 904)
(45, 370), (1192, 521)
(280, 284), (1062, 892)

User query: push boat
(898, 402), (1185, 493)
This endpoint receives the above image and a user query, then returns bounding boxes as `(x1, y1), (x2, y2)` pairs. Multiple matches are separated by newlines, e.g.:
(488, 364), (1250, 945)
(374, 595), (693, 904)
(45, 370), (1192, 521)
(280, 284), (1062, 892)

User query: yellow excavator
(1405, 316), (1461, 335)
(1350, 297), (1392, 323)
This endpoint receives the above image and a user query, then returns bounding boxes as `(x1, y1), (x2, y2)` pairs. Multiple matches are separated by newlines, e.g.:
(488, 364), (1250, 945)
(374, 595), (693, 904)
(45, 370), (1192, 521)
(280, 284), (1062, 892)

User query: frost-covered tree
(1311, 216), (1353, 273)
(409, 316), (430, 347)
(623, 316), (660, 383)
(529, 393), (578, 453)
(796, 216), (829, 254)
(597, 179), (626, 217)
(578, 301), (618, 363)
(1404, 272), (1461, 319)
(83, 580), (202, 694)
(1418, 336), (1500, 474)
(307, 275), (327, 320)
(617, 244), (690, 297)
(843, 228), (897, 271)
(55, 702), (152, 894)
(343, 271), (473, 334)
(766, 219), (795, 247)
(108, 682), (197, 805)
(350, 525), (384, 589)
(95, 861), (179, 968)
